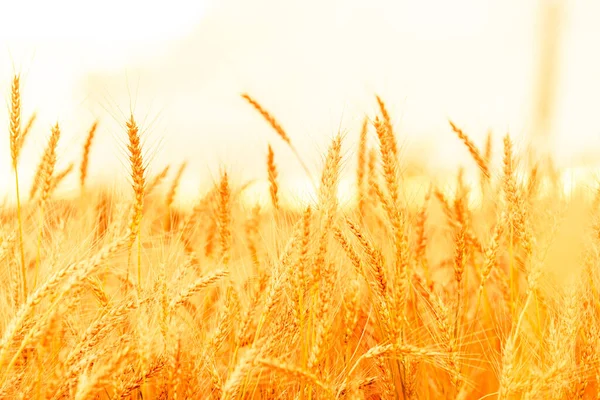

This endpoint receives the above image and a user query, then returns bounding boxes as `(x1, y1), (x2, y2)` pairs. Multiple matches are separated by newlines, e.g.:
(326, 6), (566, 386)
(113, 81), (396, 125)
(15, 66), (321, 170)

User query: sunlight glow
(1, 0), (599, 205)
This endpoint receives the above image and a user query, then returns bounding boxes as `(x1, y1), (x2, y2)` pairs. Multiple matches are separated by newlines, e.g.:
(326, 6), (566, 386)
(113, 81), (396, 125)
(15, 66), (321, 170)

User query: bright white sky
(0, 0), (599, 205)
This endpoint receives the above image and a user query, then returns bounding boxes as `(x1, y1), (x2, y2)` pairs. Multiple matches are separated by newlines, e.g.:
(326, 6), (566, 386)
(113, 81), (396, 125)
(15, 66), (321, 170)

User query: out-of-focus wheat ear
(209, 285), (240, 357)
(169, 269), (228, 311)
(448, 120), (490, 181)
(484, 129), (493, 164)
(473, 217), (503, 319)
(48, 163), (74, 196)
(165, 161), (187, 209)
(481, 129), (493, 199)
(357, 117), (368, 216)
(73, 345), (134, 400)
(79, 120), (98, 191)
(244, 204), (262, 274)
(115, 357), (166, 399)
(342, 278), (361, 348)
(158, 262), (168, 346)
(256, 357), (335, 398)
(169, 337), (183, 399)
(218, 171), (232, 266)
(145, 165), (170, 198)
(373, 116), (400, 211)
(204, 217), (217, 259)
(318, 134), (342, 212)
(8, 74), (26, 304)
(415, 186), (431, 276)
(241, 93), (314, 184)
(94, 192), (110, 243)
(375, 95), (398, 158)
(126, 114), (146, 293)
(29, 154), (45, 201)
(267, 144), (279, 210)
(366, 147), (378, 208)
(237, 268), (268, 348)
(241, 93), (291, 144)
(333, 226), (364, 277)
(502, 134), (518, 316)
(503, 134), (516, 207)
(16, 112), (36, 158)
(452, 225), (466, 333)
(35, 123), (61, 289)
(345, 217), (394, 337)
(312, 134), (342, 287)
(220, 343), (262, 400)
(526, 162), (540, 201)
(39, 124), (61, 207)
(498, 335), (517, 399)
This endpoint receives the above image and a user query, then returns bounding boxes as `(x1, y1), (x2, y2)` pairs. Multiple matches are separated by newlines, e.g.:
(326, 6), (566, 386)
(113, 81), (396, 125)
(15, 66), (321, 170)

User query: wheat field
(1, 72), (598, 400)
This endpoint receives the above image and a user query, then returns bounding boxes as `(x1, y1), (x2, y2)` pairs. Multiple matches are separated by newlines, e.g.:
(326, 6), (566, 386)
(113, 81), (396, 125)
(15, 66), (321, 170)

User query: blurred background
(0, 0), (597, 206)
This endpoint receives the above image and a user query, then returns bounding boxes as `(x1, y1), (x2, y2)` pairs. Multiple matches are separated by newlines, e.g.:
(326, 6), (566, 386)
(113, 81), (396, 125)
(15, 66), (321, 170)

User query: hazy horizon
(1, 0), (599, 204)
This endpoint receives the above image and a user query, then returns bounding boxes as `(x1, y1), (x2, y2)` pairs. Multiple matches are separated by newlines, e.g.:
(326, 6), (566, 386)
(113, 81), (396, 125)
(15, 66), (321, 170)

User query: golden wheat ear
(241, 93), (315, 185)
(8, 74), (27, 303)
(448, 120), (490, 181)
(217, 171), (232, 267)
(16, 112), (36, 157)
(357, 117), (369, 215)
(39, 123), (61, 206)
(125, 114), (146, 293)
(165, 161), (187, 209)
(266, 144), (279, 210)
(146, 165), (171, 196)
(80, 120), (99, 191)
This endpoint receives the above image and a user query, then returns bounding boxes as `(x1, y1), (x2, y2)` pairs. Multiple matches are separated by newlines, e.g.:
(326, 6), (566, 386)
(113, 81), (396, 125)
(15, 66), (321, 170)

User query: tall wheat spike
(126, 114), (146, 293)
(35, 123), (61, 289)
(8, 74), (27, 303)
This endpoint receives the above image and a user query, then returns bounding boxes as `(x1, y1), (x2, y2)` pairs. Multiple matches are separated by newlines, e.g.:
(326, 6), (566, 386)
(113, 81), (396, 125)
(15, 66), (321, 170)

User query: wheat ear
(126, 115), (146, 293)
(8, 74), (27, 303)
(79, 120), (98, 191)
(241, 93), (314, 184)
